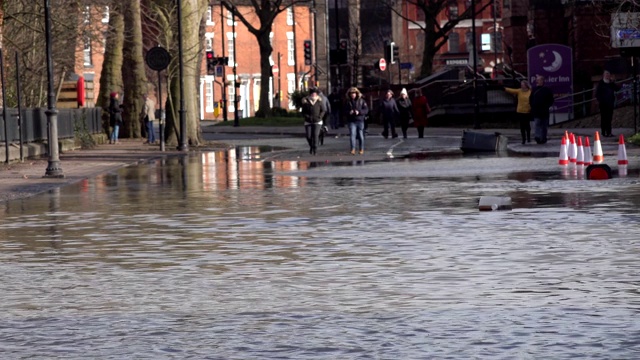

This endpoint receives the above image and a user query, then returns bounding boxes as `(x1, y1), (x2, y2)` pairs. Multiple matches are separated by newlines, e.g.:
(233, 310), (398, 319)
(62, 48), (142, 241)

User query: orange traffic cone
(558, 136), (569, 165)
(593, 131), (604, 164)
(568, 133), (577, 164)
(576, 136), (584, 166)
(618, 134), (628, 165)
(583, 136), (593, 166)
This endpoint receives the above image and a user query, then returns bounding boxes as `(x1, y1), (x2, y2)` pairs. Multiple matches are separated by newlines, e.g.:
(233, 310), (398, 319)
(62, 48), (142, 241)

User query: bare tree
(98, 2), (125, 136)
(382, 0), (492, 77)
(121, 0), (148, 138)
(221, 0), (311, 117)
(2, 0), (109, 108)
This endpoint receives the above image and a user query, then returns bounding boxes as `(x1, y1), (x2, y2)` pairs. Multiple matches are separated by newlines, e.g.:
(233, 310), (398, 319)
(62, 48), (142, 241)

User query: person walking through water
(504, 80), (532, 144)
(379, 89), (399, 139)
(301, 88), (326, 155)
(595, 69), (620, 137)
(142, 94), (156, 144)
(529, 75), (554, 144)
(109, 92), (123, 144)
(344, 87), (368, 155)
(412, 89), (431, 138)
(396, 88), (413, 139)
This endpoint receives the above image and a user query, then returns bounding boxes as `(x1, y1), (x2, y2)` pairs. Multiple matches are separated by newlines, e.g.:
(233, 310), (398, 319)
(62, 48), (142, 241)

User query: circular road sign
(145, 47), (171, 71)
(379, 58), (387, 71)
(272, 64), (279, 74)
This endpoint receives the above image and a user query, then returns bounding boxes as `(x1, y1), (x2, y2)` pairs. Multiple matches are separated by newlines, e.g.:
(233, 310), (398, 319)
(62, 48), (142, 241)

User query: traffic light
(303, 40), (312, 65)
(390, 42), (399, 64)
(206, 51), (215, 75)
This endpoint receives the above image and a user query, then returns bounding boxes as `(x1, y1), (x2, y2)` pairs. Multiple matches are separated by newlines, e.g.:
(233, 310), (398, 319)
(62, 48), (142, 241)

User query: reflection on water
(2, 146), (640, 359)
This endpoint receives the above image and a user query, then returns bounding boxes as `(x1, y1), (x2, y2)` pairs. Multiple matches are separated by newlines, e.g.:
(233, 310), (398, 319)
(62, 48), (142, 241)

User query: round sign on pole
(379, 58), (387, 71)
(272, 65), (279, 74)
(145, 47), (171, 71)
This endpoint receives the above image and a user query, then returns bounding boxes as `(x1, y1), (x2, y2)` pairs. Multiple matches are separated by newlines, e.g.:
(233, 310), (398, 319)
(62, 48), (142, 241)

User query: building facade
(200, 3), (314, 120)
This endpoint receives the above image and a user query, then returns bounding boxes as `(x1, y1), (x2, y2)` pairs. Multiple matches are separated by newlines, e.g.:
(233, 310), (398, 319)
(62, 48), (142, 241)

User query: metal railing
(1, 107), (102, 144)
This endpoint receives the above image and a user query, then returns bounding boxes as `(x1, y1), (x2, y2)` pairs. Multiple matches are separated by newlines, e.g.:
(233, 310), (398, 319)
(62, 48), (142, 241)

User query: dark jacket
(302, 96), (326, 124)
(529, 85), (554, 119)
(396, 96), (413, 124)
(379, 97), (400, 123)
(595, 80), (619, 108)
(319, 92), (331, 122)
(344, 97), (369, 123)
(109, 97), (123, 127)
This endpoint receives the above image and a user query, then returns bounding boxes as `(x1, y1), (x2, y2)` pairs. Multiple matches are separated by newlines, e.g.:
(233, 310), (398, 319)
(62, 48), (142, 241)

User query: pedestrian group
(302, 86), (431, 155)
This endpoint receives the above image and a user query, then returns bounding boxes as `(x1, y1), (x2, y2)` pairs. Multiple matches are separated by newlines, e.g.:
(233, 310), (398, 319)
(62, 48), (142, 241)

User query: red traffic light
(206, 51), (214, 59)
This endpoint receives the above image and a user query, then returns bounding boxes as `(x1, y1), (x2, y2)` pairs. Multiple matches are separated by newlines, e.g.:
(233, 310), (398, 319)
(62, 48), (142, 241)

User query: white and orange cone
(558, 136), (569, 165)
(583, 136), (593, 166)
(568, 133), (577, 164)
(618, 134), (628, 165)
(593, 131), (604, 164)
(576, 136), (584, 166)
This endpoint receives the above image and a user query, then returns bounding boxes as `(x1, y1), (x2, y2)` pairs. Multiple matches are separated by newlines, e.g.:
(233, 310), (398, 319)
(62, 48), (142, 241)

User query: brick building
(201, 4), (314, 120)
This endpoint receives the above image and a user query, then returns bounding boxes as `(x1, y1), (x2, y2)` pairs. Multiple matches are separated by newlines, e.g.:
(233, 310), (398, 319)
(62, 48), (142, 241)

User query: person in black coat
(301, 88), (326, 155)
(396, 88), (413, 139)
(343, 87), (369, 154)
(595, 70), (620, 137)
(109, 92), (123, 144)
(529, 75), (554, 144)
(379, 90), (400, 139)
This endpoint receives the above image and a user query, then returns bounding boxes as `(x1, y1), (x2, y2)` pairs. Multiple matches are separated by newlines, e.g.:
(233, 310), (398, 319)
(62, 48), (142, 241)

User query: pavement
(0, 123), (637, 204)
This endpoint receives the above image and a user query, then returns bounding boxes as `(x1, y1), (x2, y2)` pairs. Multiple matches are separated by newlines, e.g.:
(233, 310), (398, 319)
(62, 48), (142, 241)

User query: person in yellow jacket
(505, 80), (532, 144)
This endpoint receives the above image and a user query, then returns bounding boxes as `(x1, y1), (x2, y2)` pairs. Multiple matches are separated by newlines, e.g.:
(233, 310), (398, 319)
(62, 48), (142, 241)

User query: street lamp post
(471, 0), (480, 129)
(177, 0), (188, 151)
(232, 8), (239, 127)
(43, 0), (64, 178)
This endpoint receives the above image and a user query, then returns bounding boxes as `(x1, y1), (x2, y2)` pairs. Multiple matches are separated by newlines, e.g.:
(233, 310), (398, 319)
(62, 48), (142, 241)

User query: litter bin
(461, 130), (508, 152)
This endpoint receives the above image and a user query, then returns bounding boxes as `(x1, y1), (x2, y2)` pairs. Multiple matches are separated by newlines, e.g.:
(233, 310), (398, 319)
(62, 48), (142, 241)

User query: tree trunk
(421, 27), (437, 77)
(257, 30), (273, 118)
(164, 0), (207, 146)
(121, 0), (148, 139)
(98, 4), (125, 136)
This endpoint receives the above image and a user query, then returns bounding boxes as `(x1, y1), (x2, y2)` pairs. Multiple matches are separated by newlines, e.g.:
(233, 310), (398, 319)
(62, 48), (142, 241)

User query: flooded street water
(2, 147), (640, 359)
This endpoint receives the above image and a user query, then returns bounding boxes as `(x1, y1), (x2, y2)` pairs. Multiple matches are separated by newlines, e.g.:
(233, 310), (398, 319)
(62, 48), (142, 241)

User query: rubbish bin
(461, 130), (508, 152)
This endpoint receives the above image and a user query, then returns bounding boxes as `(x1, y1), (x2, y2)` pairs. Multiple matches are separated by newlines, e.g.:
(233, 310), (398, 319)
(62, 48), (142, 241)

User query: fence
(0, 107), (103, 144)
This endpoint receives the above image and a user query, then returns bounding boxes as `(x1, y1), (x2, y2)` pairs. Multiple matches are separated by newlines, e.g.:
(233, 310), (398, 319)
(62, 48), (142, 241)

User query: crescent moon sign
(543, 51), (563, 72)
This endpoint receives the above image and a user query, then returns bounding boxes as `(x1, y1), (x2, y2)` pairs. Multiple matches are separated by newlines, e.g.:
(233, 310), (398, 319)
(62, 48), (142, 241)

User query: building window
(83, 6), (91, 24)
(205, 78), (214, 113)
(448, 32), (460, 53)
(227, 37), (234, 65)
(205, 33), (213, 51)
(482, 32), (503, 52)
(465, 31), (473, 53)
(102, 6), (109, 23)
(269, 32), (274, 66)
(287, 32), (295, 66)
(83, 37), (92, 66)
(227, 82), (235, 112)
(287, 7), (294, 26)
(287, 73), (296, 109)
(226, 9), (235, 26)
(447, 2), (459, 20)
(206, 6), (214, 25)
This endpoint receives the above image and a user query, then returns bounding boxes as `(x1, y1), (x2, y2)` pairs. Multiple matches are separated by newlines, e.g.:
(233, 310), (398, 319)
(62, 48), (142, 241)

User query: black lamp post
(232, 7), (239, 127)
(44, 0), (64, 178)
(471, 0), (480, 129)
(177, 0), (188, 151)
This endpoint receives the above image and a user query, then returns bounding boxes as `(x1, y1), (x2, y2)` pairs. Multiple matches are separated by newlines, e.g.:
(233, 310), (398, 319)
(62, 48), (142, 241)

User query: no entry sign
(379, 58), (387, 71)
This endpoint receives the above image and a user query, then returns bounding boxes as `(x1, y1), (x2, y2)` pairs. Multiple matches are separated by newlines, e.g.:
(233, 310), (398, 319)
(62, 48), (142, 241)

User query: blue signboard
(215, 65), (223, 77)
(400, 62), (413, 70)
(527, 44), (573, 121)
